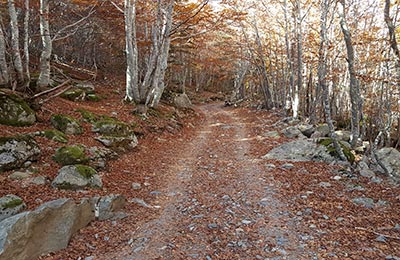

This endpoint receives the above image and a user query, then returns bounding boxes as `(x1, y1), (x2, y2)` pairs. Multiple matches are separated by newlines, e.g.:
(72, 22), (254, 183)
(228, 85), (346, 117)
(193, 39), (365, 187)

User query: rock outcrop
(0, 135), (40, 172)
(50, 114), (83, 135)
(262, 139), (334, 163)
(0, 92), (36, 126)
(376, 147), (400, 179)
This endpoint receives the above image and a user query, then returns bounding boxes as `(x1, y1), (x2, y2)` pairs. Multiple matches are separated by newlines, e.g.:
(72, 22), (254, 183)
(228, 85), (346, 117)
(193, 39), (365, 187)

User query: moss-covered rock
(318, 138), (355, 163)
(51, 114), (83, 135)
(92, 118), (132, 136)
(60, 88), (85, 101)
(53, 145), (88, 166)
(0, 194), (26, 222)
(52, 164), (102, 190)
(39, 129), (68, 143)
(0, 135), (41, 172)
(76, 109), (99, 123)
(86, 94), (101, 102)
(95, 135), (138, 153)
(0, 92), (36, 126)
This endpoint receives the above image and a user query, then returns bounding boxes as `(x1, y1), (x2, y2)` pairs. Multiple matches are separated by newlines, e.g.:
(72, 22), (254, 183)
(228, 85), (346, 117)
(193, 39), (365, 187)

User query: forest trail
(98, 103), (314, 260)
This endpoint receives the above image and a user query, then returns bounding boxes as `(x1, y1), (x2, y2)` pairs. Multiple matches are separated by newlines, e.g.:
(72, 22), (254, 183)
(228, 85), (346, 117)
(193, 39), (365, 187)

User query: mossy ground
(75, 164), (97, 179)
(43, 129), (68, 143)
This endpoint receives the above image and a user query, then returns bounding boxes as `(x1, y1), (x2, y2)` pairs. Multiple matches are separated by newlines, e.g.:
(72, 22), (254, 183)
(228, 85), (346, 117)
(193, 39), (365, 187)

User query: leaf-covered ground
(1, 84), (400, 259)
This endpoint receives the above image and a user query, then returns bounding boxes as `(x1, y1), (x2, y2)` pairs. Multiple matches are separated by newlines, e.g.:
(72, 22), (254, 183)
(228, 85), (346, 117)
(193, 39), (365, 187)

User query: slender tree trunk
(339, 0), (362, 148)
(283, 0), (295, 115)
(293, 0), (302, 119)
(38, 0), (52, 90)
(124, 0), (140, 103)
(23, 0), (30, 87)
(0, 18), (9, 86)
(384, 0), (400, 87)
(319, 0), (346, 161)
(8, 0), (24, 86)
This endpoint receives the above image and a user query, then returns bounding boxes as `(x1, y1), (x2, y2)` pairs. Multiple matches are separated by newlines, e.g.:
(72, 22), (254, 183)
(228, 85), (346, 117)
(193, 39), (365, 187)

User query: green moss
(50, 114), (83, 135)
(60, 88), (85, 101)
(93, 118), (132, 136)
(2, 198), (23, 209)
(0, 93), (36, 127)
(43, 129), (68, 143)
(76, 109), (98, 123)
(53, 145), (88, 165)
(75, 164), (97, 179)
(86, 94), (101, 102)
(319, 138), (355, 163)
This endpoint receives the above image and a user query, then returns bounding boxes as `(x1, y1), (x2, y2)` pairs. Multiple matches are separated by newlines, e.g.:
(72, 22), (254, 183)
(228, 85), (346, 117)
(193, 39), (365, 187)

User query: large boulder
(53, 145), (89, 166)
(174, 93), (192, 109)
(262, 139), (335, 163)
(0, 198), (94, 260)
(0, 195), (26, 222)
(0, 135), (40, 172)
(0, 92), (36, 126)
(376, 148), (400, 179)
(52, 165), (102, 190)
(50, 114), (83, 135)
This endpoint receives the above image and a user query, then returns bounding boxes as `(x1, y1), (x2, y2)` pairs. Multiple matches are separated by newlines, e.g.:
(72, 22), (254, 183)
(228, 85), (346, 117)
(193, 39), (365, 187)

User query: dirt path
(99, 104), (315, 260)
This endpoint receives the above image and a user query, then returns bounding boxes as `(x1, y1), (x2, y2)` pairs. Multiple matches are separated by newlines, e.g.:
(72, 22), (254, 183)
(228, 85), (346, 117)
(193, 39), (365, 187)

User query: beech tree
(125, 0), (175, 109)
(8, 0), (24, 86)
(0, 16), (9, 86)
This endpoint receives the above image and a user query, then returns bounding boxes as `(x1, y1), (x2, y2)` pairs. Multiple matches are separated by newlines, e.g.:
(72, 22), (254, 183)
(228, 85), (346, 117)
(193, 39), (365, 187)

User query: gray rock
(52, 165), (102, 190)
(352, 197), (375, 208)
(0, 198), (94, 260)
(319, 182), (332, 188)
(282, 126), (305, 139)
(376, 148), (400, 179)
(130, 198), (153, 208)
(386, 256), (400, 260)
(281, 163), (295, 169)
(264, 131), (280, 139)
(360, 169), (376, 178)
(298, 124), (315, 138)
(8, 171), (31, 180)
(95, 135), (138, 153)
(0, 92), (36, 126)
(131, 182), (141, 190)
(88, 146), (117, 169)
(0, 135), (41, 172)
(262, 140), (335, 163)
(95, 194), (126, 221)
(315, 124), (330, 137)
(30, 176), (47, 185)
(174, 93), (192, 109)
(335, 130), (351, 142)
(50, 114), (83, 135)
(0, 195), (26, 222)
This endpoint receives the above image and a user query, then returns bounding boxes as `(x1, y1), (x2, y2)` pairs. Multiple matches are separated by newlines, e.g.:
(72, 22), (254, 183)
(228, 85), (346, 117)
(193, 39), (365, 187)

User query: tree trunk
(319, 0), (346, 161)
(384, 0), (400, 87)
(283, 0), (295, 115)
(146, 0), (174, 108)
(0, 17), (9, 86)
(8, 0), (24, 86)
(339, 0), (362, 148)
(23, 0), (30, 87)
(124, 0), (140, 103)
(293, 0), (302, 119)
(38, 0), (52, 90)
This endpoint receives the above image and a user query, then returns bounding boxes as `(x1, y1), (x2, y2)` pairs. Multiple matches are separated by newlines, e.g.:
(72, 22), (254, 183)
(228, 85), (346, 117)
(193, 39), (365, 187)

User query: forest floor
(42, 102), (400, 260)
(2, 85), (400, 259)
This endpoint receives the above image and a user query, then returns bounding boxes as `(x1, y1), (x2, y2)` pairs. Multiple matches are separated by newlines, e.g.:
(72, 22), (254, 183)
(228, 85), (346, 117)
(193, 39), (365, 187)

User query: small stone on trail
(131, 182), (141, 190)
(208, 223), (218, 229)
(281, 163), (295, 169)
(360, 169), (376, 178)
(265, 163), (276, 168)
(319, 182), (332, 188)
(8, 171), (31, 180)
(242, 219), (252, 225)
(352, 197), (375, 208)
(376, 235), (387, 243)
(333, 175), (342, 180)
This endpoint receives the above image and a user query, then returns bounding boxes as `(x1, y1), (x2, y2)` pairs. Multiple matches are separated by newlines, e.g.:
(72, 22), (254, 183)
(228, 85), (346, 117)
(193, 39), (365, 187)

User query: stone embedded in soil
(8, 171), (32, 180)
(50, 114), (83, 135)
(52, 165), (102, 190)
(131, 182), (141, 190)
(352, 197), (375, 208)
(0, 194), (26, 222)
